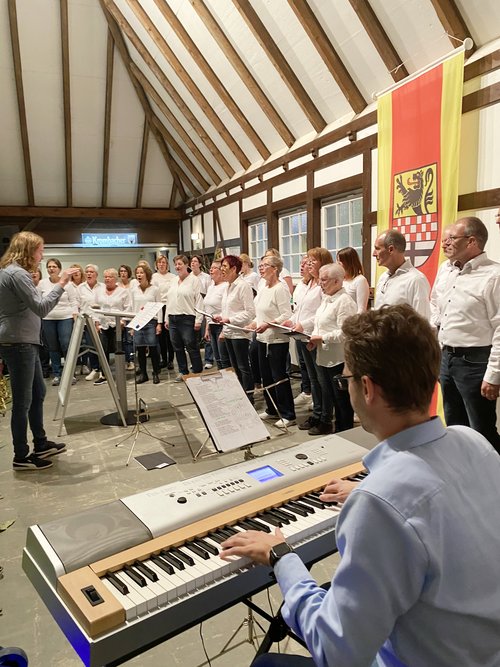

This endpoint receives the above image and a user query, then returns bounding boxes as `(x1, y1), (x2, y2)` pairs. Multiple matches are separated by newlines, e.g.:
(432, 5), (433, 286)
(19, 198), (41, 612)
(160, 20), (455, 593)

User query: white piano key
(112, 571), (149, 617)
(144, 559), (187, 604)
(101, 577), (137, 621)
(120, 570), (159, 612)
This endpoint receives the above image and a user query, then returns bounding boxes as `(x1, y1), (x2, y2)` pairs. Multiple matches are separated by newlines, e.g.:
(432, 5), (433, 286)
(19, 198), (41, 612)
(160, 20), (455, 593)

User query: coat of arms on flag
(392, 163), (438, 267)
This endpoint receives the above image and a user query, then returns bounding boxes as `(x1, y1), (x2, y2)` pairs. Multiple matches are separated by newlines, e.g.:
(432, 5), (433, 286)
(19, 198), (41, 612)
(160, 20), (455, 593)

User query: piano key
(259, 512), (283, 527)
(101, 576), (138, 621)
(184, 542), (210, 560)
(150, 557), (191, 596)
(289, 499), (315, 514)
(170, 546), (195, 567)
(300, 495), (326, 509)
(235, 519), (259, 532)
(112, 571), (149, 616)
(143, 559), (188, 603)
(133, 560), (159, 582)
(270, 507), (296, 522)
(207, 531), (226, 544)
(194, 538), (219, 556)
(160, 550), (185, 570)
(244, 517), (271, 533)
(150, 555), (174, 576)
(220, 525), (238, 536)
(120, 569), (166, 610)
(283, 502), (310, 517)
(105, 571), (129, 595)
(123, 564), (146, 587)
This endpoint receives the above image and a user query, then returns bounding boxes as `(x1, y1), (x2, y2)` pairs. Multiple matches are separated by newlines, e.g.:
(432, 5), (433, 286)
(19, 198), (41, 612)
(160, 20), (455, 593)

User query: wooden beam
(347, 0), (408, 82)
(22, 217), (43, 232)
(233, 0), (327, 133)
(100, 1), (200, 198)
(102, 29), (114, 207)
(135, 119), (149, 209)
(169, 183), (177, 210)
(189, 0), (295, 148)
(132, 63), (222, 184)
(429, 0), (474, 53)
(288, 0), (366, 113)
(153, 0), (270, 160)
(119, 0), (251, 169)
(60, 0), (72, 206)
(7, 0), (34, 205)
(458, 187), (500, 212)
(0, 207), (181, 221)
(462, 82), (500, 113)
(464, 48), (500, 81)
(104, 2), (234, 179)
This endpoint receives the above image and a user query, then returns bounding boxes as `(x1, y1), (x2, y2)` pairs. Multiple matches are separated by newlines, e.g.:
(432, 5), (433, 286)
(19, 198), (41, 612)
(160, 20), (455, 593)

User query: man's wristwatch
(269, 541), (294, 567)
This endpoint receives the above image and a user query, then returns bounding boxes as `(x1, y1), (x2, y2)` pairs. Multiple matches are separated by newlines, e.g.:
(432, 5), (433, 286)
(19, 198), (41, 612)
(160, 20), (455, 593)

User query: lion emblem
(394, 166), (435, 217)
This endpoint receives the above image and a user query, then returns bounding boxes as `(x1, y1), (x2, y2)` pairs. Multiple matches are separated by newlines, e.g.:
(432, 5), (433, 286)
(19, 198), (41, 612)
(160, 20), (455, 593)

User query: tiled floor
(0, 365), (369, 666)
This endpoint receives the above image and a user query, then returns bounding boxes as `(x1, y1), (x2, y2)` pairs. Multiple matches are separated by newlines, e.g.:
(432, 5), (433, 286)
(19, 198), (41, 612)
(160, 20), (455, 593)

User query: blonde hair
(239, 253), (253, 268)
(0, 231), (44, 273)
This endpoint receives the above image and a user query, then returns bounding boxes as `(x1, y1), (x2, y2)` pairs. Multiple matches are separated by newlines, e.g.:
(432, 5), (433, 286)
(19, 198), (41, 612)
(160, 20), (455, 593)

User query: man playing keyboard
(221, 303), (500, 667)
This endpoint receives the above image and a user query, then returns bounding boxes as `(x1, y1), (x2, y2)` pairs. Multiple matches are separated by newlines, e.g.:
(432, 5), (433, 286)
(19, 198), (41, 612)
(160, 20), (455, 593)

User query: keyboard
(23, 430), (371, 666)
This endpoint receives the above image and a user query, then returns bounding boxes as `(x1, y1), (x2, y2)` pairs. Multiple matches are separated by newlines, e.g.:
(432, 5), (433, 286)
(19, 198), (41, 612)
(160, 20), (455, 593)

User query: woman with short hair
(130, 264), (162, 384)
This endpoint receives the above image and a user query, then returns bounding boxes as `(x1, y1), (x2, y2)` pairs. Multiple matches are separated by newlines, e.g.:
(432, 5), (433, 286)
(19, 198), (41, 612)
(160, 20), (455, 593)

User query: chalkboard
(183, 369), (270, 452)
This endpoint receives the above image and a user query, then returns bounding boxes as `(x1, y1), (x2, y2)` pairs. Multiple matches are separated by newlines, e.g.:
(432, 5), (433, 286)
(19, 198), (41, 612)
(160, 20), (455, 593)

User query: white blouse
(312, 289), (357, 367)
(254, 282), (292, 344)
(38, 279), (79, 320)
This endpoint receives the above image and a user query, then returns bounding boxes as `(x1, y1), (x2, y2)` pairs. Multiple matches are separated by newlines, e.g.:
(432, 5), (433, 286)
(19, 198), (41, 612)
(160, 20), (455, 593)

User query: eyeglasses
(332, 374), (355, 391)
(442, 235), (471, 244)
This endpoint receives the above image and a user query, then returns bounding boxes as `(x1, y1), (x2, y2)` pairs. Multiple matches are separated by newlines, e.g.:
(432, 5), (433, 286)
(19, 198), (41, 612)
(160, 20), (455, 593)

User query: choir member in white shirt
(336, 246), (369, 313)
(152, 255), (176, 370)
(92, 268), (131, 385)
(38, 257), (79, 387)
(307, 263), (357, 434)
(118, 265), (135, 368)
(78, 264), (102, 380)
(165, 255), (203, 379)
(239, 253), (260, 294)
(130, 265), (162, 385)
(190, 255), (213, 368)
(257, 248), (294, 295)
(436, 217), (500, 452)
(213, 255), (255, 400)
(203, 260), (230, 369)
(249, 255), (296, 427)
(373, 229), (431, 319)
(288, 247), (334, 434)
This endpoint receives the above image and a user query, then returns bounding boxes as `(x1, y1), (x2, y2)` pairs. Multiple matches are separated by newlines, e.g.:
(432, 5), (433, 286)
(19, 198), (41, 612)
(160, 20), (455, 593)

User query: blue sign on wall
(81, 233), (138, 247)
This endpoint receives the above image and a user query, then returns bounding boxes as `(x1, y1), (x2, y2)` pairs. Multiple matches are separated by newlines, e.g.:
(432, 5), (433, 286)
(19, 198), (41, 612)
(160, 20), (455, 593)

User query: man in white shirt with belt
(373, 229), (431, 319)
(437, 216), (500, 453)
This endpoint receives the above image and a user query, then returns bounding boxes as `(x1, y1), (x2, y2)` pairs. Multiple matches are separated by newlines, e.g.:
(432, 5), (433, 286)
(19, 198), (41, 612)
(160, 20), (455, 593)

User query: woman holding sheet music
(130, 265), (162, 385)
(203, 260), (230, 370)
(214, 255), (255, 401)
(249, 255), (296, 428)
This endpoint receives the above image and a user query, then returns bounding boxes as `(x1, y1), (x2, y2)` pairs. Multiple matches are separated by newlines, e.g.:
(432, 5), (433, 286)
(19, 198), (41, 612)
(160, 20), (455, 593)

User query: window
(322, 196), (362, 260)
(248, 219), (267, 268)
(280, 209), (308, 276)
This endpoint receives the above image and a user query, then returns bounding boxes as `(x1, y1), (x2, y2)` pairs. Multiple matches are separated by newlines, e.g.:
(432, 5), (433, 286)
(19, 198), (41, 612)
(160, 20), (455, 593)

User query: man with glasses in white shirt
(373, 229), (431, 319)
(437, 216), (500, 453)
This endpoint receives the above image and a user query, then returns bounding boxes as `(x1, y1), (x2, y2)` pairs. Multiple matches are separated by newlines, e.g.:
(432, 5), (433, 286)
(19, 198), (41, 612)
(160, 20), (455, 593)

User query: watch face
(270, 542), (293, 566)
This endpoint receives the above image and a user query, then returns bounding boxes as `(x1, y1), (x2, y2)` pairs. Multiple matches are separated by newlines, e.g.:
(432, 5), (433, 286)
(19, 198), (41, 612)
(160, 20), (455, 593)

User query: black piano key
(301, 494), (326, 509)
(184, 542), (210, 560)
(207, 531), (226, 544)
(289, 500), (315, 514)
(160, 550), (185, 570)
(260, 512), (283, 527)
(151, 555), (174, 575)
(245, 517), (271, 533)
(222, 525), (238, 536)
(124, 564), (146, 587)
(171, 546), (195, 567)
(133, 560), (159, 582)
(309, 491), (339, 507)
(283, 502), (309, 517)
(267, 508), (294, 523)
(105, 572), (129, 595)
(236, 519), (258, 532)
(194, 538), (219, 556)
(216, 528), (235, 540)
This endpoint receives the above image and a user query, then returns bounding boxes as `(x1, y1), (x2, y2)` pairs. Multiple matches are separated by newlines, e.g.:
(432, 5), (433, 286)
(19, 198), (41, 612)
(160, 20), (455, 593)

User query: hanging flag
(377, 50), (464, 282)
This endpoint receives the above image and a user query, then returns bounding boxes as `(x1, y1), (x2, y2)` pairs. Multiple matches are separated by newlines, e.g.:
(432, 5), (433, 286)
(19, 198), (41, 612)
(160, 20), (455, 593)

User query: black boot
(152, 373), (160, 384)
(136, 374), (149, 384)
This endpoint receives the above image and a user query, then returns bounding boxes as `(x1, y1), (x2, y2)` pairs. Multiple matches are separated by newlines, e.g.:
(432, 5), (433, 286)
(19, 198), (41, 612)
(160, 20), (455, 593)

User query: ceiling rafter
(347, 0), (409, 83)
(135, 119), (149, 209)
(131, 63), (221, 184)
(233, 0), (327, 134)
(102, 29), (114, 207)
(100, 1), (200, 199)
(0, 206), (181, 220)
(169, 183), (177, 210)
(103, 1), (234, 179)
(288, 0), (366, 113)
(429, 0), (474, 53)
(117, 0), (252, 169)
(60, 0), (72, 206)
(7, 0), (34, 205)
(189, 0), (295, 148)
(152, 0), (270, 160)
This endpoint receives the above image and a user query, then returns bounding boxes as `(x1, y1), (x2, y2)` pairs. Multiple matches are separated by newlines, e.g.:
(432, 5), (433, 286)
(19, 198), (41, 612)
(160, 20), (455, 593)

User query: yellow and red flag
(377, 51), (464, 281)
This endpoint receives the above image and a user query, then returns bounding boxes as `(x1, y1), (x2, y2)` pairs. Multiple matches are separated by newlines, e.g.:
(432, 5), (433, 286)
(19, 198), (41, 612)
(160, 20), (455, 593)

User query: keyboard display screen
(247, 465), (284, 483)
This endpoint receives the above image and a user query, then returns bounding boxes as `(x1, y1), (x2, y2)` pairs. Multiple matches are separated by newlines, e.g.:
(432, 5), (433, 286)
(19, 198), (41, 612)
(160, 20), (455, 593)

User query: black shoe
(298, 417), (318, 431)
(160, 361), (168, 368)
(308, 422), (333, 436)
(152, 373), (160, 384)
(136, 374), (149, 384)
(136, 368), (142, 376)
(34, 441), (67, 458)
(13, 454), (53, 470)
(42, 370), (51, 379)
(167, 362), (174, 370)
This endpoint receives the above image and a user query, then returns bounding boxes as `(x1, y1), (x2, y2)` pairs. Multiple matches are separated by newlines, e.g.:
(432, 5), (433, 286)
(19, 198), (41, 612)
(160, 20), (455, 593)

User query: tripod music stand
(114, 350), (176, 466)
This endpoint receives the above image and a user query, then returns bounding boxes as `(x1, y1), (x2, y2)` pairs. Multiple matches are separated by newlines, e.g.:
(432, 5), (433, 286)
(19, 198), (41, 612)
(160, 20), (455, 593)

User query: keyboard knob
(177, 496), (187, 504)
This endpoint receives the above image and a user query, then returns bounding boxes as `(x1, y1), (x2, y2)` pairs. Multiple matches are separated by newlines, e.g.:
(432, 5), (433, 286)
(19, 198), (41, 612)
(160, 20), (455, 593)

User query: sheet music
(265, 322), (311, 342)
(126, 302), (163, 331)
(184, 369), (270, 452)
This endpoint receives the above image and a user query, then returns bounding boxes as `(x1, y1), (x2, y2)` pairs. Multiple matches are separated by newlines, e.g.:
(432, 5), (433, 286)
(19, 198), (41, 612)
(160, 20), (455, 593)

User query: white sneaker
(85, 369), (99, 381)
(258, 412), (275, 421)
(274, 418), (296, 428)
(204, 363), (213, 369)
(294, 392), (312, 406)
(126, 362), (135, 371)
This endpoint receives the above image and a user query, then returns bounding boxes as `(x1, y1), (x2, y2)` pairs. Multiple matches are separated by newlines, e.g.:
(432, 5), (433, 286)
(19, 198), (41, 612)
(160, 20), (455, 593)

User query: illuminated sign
(81, 233), (138, 247)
